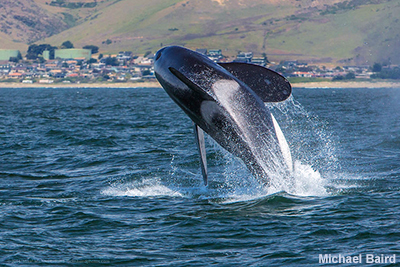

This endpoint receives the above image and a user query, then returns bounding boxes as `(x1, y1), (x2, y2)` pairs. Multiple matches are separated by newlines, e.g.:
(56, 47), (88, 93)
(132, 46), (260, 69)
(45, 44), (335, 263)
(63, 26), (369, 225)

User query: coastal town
(0, 45), (399, 86)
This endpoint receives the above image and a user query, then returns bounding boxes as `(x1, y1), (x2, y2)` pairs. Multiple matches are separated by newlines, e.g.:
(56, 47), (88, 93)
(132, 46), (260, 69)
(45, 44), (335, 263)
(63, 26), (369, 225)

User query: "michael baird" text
(319, 254), (396, 264)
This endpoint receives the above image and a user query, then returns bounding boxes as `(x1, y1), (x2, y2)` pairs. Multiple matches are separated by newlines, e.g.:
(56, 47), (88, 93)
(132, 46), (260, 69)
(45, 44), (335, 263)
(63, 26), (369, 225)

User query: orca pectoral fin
(193, 123), (208, 186)
(218, 62), (291, 102)
(271, 113), (293, 173)
(169, 67), (214, 101)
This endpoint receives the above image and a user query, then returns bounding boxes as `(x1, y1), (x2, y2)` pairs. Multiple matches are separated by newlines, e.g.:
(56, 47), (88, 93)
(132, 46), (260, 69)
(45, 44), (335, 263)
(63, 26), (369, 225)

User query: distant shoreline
(0, 80), (399, 89)
(292, 81), (400, 89)
(0, 81), (162, 89)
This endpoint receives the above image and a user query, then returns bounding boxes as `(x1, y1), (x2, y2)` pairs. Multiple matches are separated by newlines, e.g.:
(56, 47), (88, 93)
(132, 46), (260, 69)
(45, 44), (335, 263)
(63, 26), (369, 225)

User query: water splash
(268, 96), (339, 173)
(103, 96), (338, 201)
(208, 144), (329, 200)
(262, 96), (338, 196)
(288, 160), (328, 196)
(202, 95), (338, 199)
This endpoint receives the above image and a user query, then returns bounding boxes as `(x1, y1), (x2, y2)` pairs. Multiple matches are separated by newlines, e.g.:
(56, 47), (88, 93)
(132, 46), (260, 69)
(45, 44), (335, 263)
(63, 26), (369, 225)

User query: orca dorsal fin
(193, 123), (208, 186)
(218, 62), (291, 102)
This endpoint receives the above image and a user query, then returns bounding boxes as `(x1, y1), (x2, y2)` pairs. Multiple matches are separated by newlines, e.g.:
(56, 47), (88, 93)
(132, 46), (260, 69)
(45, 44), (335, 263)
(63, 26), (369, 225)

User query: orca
(154, 46), (293, 186)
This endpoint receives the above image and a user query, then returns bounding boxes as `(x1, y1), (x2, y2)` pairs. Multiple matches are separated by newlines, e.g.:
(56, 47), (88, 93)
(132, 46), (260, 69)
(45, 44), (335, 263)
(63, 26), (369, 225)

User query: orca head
(154, 46), (191, 98)
(154, 46), (226, 100)
(154, 46), (232, 126)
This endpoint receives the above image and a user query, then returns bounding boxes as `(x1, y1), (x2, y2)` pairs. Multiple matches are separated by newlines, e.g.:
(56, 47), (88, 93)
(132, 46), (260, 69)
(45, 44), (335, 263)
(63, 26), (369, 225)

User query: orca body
(154, 46), (293, 186)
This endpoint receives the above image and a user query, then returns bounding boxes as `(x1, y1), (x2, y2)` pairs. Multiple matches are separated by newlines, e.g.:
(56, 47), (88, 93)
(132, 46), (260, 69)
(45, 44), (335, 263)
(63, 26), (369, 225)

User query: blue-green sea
(1, 87), (400, 266)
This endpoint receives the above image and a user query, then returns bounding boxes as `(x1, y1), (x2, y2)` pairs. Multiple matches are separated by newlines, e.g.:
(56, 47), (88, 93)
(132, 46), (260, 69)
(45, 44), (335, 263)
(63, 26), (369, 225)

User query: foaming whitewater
(102, 177), (184, 198)
(207, 143), (329, 202)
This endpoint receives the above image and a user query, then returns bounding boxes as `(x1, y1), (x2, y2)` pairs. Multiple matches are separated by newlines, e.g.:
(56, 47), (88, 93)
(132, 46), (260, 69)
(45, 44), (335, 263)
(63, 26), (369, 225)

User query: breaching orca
(154, 46), (293, 186)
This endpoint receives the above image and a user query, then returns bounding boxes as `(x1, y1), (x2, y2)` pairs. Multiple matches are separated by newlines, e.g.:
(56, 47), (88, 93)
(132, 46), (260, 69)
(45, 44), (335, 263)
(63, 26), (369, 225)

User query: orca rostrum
(154, 46), (293, 186)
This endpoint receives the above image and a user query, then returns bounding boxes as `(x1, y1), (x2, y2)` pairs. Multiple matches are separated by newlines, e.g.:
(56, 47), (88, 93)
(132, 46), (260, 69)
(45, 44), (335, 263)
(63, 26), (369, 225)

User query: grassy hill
(1, 0), (399, 65)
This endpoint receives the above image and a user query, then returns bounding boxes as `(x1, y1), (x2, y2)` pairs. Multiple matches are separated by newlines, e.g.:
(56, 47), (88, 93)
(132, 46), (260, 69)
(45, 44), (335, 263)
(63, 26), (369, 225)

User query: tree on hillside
(333, 72), (355, 81)
(61, 41), (74, 49)
(371, 67), (400, 79)
(372, 63), (382, 72)
(83, 45), (99, 54)
(87, 58), (97, 64)
(26, 44), (57, 60)
(103, 39), (112, 45)
(105, 57), (119, 66)
(9, 51), (23, 63)
(9, 57), (19, 63)
(345, 72), (355, 79)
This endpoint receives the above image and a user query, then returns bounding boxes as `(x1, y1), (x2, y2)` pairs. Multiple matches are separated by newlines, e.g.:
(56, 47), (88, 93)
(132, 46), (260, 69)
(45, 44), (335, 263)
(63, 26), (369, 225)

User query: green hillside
(1, 0), (399, 65)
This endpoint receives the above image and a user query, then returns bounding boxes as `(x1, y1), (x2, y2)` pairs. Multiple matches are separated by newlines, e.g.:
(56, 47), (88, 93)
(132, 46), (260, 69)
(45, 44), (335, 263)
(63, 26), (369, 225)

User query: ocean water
(1, 87), (400, 266)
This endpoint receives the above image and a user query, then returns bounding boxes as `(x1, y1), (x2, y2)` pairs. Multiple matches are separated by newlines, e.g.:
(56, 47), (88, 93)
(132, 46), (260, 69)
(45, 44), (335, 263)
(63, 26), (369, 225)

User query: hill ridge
(1, 0), (399, 65)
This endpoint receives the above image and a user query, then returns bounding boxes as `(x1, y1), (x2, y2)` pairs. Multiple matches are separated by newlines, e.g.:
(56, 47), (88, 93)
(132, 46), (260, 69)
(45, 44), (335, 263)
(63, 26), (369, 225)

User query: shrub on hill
(83, 45), (99, 54)
(372, 63), (382, 72)
(105, 57), (119, 66)
(26, 44), (57, 60)
(332, 72), (356, 81)
(61, 41), (74, 49)
(48, 0), (97, 9)
(371, 68), (400, 79)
